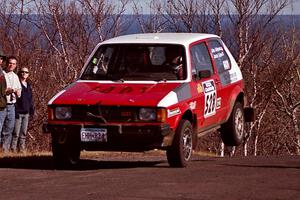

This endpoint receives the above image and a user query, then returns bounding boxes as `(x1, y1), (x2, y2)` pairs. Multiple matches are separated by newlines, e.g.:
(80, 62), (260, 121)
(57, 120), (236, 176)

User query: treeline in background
(0, 0), (299, 156)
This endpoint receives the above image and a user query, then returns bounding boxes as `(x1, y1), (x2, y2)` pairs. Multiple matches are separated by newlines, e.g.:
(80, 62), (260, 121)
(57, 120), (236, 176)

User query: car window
(81, 44), (187, 81)
(190, 43), (213, 76)
(208, 40), (231, 74)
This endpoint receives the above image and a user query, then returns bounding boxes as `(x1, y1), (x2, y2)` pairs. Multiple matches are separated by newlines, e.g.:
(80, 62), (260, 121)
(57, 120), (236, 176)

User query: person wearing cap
(1, 56), (21, 153)
(0, 49), (7, 148)
(11, 67), (34, 153)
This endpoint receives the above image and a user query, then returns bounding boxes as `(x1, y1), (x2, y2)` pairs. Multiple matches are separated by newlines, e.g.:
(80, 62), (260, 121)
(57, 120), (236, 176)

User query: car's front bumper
(43, 123), (174, 151)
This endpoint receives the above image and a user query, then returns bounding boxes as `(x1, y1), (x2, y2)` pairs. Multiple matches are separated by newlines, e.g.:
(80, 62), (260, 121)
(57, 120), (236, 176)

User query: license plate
(80, 128), (107, 142)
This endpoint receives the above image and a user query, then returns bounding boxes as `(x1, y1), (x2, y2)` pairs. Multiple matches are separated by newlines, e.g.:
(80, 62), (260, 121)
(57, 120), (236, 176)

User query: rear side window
(208, 40), (231, 73)
(190, 43), (213, 75)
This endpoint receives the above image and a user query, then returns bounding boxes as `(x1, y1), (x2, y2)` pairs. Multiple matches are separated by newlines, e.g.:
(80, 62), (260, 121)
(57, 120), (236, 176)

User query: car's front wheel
(167, 119), (193, 167)
(220, 102), (245, 146)
(51, 133), (81, 169)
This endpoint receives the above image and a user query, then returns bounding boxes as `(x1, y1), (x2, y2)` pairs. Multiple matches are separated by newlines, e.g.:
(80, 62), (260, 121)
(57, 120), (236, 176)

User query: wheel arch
(171, 103), (195, 130)
(236, 92), (244, 106)
(181, 109), (194, 125)
(226, 91), (244, 122)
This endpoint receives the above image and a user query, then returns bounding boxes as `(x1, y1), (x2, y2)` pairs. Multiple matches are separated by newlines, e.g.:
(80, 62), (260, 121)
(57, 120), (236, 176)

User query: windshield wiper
(112, 78), (124, 83)
(155, 79), (167, 82)
(107, 74), (125, 82)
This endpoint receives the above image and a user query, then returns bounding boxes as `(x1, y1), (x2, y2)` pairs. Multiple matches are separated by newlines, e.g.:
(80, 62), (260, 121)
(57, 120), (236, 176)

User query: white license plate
(80, 128), (107, 142)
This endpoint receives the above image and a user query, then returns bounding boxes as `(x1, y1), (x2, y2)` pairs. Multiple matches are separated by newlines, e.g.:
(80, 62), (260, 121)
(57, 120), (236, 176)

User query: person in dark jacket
(0, 49), (7, 108)
(0, 49), (7, 147)
(11, 67), (34, 153)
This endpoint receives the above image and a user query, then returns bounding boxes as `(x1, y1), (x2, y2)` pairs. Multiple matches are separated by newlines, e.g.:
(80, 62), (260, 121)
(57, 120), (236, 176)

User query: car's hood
(49, 81), (184, 107)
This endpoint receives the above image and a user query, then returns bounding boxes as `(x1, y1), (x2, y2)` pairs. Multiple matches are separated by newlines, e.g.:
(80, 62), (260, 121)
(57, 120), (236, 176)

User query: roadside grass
(0, 151), (52, 158)
(0, 149), (215, 159)
(0, 150), (215, 169)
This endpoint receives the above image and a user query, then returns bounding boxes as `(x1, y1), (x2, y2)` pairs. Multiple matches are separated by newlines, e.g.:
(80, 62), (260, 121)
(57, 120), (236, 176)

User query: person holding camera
(1, 56), (21, 153)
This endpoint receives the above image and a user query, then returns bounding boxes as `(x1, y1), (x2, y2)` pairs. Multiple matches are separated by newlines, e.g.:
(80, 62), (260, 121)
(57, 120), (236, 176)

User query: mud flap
(244, 107), (255, 122)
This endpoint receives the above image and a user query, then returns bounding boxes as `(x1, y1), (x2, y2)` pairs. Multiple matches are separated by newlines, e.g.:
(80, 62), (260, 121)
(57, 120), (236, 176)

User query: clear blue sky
(123, 0), (300, 15)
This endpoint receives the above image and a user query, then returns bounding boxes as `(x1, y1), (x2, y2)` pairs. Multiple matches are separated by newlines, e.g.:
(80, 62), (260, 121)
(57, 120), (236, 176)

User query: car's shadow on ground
(0, 156), (166, 170)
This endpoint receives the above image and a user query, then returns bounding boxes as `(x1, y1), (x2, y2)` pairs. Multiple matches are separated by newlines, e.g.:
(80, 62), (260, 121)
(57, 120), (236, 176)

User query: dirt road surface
(0, 152), (299, 200)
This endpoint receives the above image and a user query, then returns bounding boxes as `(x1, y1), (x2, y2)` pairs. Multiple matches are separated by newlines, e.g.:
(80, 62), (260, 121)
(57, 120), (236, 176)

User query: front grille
(71, 105), (139, 122)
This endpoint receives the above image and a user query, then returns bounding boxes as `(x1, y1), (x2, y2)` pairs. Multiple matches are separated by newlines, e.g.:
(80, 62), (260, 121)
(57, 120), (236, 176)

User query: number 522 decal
(202, 80), (217, 118)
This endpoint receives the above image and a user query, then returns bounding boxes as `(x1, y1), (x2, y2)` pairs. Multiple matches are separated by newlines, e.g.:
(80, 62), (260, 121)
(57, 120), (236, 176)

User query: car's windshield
(80, 44), (187, 81)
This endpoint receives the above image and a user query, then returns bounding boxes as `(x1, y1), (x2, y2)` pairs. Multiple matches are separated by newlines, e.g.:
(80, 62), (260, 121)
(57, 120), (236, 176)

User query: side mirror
(198, 70), (211, 79)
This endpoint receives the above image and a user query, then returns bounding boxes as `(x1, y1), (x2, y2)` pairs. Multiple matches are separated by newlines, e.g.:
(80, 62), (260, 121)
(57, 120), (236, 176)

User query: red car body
(44, 33), (253, 167)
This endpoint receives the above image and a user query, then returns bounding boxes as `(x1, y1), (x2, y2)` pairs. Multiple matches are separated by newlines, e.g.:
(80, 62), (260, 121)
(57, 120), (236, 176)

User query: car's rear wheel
(167, 119), (193, 167)
(51, 133), (81, 169)
(220, 102), (245, 146)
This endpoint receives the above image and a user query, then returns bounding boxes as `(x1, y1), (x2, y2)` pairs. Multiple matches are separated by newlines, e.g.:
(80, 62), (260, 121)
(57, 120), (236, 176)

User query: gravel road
(0, 152), (299, 200)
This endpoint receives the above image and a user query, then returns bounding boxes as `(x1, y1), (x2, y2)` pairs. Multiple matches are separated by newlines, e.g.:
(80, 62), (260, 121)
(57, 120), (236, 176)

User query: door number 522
(202, 80), (217, 118)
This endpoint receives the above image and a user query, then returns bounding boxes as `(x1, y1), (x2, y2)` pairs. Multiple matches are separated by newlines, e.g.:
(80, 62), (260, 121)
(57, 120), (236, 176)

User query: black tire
(167, 119), (193, 167)
(51, 133), (81, 169)
(220, 102), (245, 146)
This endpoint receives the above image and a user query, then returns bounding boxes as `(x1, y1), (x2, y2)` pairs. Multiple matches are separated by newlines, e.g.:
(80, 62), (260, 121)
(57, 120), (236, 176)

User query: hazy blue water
(124, 14), (300, 34)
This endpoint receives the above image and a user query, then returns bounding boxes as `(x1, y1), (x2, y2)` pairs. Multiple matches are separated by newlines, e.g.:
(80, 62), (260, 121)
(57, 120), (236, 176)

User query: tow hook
(58, 133), (68, 144)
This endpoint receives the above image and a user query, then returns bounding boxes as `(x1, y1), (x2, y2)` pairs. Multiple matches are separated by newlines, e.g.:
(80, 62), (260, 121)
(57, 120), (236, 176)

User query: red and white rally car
(44, 33), (254, 168)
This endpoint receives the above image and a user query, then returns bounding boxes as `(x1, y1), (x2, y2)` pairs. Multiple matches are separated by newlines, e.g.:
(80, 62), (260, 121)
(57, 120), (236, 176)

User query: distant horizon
(122, 0), (300, 15)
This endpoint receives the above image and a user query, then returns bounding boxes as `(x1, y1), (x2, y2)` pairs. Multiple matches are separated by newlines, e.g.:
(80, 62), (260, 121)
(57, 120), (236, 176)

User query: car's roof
(101, 33), (219, 45)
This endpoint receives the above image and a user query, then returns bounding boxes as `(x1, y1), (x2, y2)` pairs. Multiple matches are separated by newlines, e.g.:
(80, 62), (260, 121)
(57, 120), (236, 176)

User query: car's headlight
(55, 107), (72, 119)
(139, 108), (156, 121)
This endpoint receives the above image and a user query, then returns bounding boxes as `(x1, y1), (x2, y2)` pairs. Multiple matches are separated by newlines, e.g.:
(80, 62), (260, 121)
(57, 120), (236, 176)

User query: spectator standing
(11, 67), (34, 153)
(0, 49), (7, 148)
(1, 56), (21, 153)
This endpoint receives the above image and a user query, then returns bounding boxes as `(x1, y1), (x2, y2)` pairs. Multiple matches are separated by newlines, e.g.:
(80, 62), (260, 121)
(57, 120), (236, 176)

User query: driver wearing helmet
(165, 48), (184, 80)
